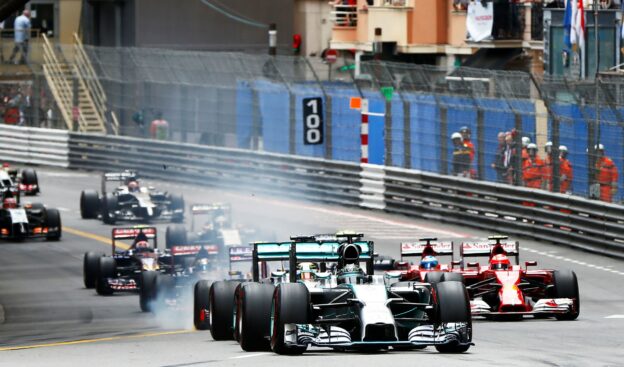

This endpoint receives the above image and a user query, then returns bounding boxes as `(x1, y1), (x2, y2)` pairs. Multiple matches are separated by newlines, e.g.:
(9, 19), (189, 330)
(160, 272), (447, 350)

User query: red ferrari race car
(459, 235), (579, 320)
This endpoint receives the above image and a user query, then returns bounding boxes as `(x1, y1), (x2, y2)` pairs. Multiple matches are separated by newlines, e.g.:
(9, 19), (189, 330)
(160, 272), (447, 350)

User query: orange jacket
(560, 157), (573, 193)
(464, 139), (475, 163)
(596, 156), (618, 186)
(523, 155), (545, 189)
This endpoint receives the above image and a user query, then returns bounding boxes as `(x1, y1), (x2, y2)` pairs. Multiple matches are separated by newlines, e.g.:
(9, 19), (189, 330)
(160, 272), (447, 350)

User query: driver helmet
(127, 180), (140, 192)
(419, 255), (439, 270)
(3, 197), (17, 209)
(336, 263), (366, 284)
(490, 254), (511, 271)
(134, 240), (151, 250)
(297, 262), (318, 281)
(195, 258), (210, 272)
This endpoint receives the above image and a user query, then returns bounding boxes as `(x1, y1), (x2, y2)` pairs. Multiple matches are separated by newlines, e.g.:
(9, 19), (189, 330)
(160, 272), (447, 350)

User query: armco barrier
(0, 125), (69, 167)
(1, 125), (623, 259)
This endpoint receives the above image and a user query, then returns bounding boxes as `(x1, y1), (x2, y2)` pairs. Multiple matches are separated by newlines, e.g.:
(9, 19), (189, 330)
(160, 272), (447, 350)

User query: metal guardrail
(1, 125), (623, 259)
(0, 124), (69, 167)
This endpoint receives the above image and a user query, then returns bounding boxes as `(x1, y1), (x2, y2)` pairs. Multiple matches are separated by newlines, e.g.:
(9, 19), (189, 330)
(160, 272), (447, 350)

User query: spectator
(543, 141), (553, 190)
(8, 10), (31, 65)
(491, 131), (506, 183)
(523, 143), (544, 189)
(451, 132), (471, 177)
(502, 132), (514, 184)
(593, 144), (618, 203)
(150, 112), (169, 140)
(559, 145), (573, 194)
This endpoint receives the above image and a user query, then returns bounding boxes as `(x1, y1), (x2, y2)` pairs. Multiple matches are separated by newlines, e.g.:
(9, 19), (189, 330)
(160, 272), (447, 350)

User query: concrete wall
(293, 0), (332, 56)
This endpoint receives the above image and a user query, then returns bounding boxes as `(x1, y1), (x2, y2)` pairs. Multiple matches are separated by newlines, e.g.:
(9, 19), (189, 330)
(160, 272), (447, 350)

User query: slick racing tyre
(441, 272), (464, 283)
(194, 280), (212, 331)
(44, 208), (62, 241)
(238, 283), (274, 351)
(101, 194), (117, 225)
(434, 281), (471, 354)
(21, 168), (39, 194)
(270, 283), (310, 355)
(83, 252), (103, 289)
(165, 224), (187, 250)
(552, 270), (580, 321)
(169, 194), (184, 223)
(80, 190), (100, 219)
(96, 257), (116, 295)
(208, 281), (240, 339)
(140, 271), (158, 312)
(424, 271), (445, 285)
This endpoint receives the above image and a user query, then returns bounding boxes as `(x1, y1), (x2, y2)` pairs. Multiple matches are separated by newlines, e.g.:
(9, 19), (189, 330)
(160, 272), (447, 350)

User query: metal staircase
(41, 33), (118, 134)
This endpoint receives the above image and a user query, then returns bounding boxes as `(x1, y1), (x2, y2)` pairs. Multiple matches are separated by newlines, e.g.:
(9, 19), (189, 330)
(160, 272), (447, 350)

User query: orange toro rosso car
(459, 236), (579, 321)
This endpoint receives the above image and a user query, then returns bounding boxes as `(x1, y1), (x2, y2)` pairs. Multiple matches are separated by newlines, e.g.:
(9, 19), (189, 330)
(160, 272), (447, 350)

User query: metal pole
(268, 23), (277, 56)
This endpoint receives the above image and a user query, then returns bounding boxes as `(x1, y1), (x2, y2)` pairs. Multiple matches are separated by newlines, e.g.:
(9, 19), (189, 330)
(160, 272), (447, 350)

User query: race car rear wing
(111, 226), (157, 254)
(189, 203), (232, 231)
(460, 236), (520, 265)
(101, 170), (137, 193)
(400, 238), (454, 260)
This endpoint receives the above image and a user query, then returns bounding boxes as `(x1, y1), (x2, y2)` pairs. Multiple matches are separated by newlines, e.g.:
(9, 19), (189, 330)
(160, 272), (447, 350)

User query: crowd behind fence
(5, 44), (624, 204)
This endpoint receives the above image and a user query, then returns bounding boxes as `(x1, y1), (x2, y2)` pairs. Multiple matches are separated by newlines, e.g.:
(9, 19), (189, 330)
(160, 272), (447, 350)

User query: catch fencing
(7, 44), (624, 204)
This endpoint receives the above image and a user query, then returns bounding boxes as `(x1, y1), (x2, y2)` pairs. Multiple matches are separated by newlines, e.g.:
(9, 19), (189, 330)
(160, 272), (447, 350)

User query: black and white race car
(79, 170), (184, 224)
(0, 194), (61, 241)
(1, 164), (39, 196)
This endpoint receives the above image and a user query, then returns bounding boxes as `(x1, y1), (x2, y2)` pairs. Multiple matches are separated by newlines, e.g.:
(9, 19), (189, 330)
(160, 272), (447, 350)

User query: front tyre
(140, 271), (158, 312)
(552, 270), (580, 321)
(96, 257), (116, 295)
(434, 281), (471, 354)
(45, 208), (62, 241)
(83, 251), (103, 288)
(208, 281), (239, 339)
(270, 283), (310, 355)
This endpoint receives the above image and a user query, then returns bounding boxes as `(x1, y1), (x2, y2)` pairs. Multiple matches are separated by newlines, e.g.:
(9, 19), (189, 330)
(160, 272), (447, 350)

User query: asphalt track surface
(1, 167), (623, 366)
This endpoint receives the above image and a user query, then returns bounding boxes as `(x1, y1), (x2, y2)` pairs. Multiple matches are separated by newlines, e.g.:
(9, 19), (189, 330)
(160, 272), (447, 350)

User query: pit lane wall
(2, 124), (623, 259)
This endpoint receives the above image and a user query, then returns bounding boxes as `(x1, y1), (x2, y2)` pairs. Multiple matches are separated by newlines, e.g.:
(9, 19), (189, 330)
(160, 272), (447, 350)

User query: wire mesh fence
(5, 44), (624, 204)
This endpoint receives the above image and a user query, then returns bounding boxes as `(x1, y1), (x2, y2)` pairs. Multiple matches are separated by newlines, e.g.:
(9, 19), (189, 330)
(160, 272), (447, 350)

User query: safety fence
(6, 45), (624, 204)
(1, 124), (623, 259)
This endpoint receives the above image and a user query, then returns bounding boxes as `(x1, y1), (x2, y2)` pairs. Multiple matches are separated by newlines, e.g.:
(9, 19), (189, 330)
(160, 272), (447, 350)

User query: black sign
(303, 97), (323, 145)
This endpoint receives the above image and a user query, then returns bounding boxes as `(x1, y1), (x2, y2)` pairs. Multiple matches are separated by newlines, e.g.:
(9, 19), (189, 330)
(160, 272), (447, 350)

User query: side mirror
(525, 261), (537, 268)
(467, 262), (479, 268)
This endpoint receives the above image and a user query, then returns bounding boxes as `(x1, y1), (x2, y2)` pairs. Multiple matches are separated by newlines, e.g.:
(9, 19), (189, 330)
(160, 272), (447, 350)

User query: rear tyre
(83, 251), (102, 289)
(209, 281), (240, 339)
(21, 169), (39, 194)
(169, 194), (184, 223)
(441, 272), (464, 283)
(101, 194), (117, 225)
(552, 270), (580, 321)
(270, 283), (310, 355)
(424, 271), (445, 285)
(80, 190), (100, 219)
(44, 208), (62, 241)
(194, 280), (212, 330)
(239, 283), (274, 351)
(96, 257), (116, 295)
(434, 281), (471, 354)
(140, 271), (158, 312)
(165, 224), (188, 250)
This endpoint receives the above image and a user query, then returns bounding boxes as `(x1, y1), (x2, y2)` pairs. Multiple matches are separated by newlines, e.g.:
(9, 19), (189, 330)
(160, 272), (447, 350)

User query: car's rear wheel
(140, 271), (158, 312)
(21, 168), (38, 194)
(101, 194), (117, 225)
(44, 208), (62, 241)
(434, 281), (471, 354)
(194, 280), (211, 330)
(169, 194), (184, 223)
(165, 224), (187, 250)
(208, 281), (240, 339)
(239, 283), (274, 351)
(552, 270), (580, 321)
(80, 190), (100, 219)
(96, 257), (116, 295)
(83, 251), (103, 289)
(424, 271), (444, 285)
(270, 283), (310, 355)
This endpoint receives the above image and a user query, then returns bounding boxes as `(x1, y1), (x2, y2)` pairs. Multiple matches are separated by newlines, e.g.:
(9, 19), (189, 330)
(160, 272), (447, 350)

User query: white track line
(605, 315), (624, 319)
(524, 247), (624, 276)
(229, 353), (270, 359)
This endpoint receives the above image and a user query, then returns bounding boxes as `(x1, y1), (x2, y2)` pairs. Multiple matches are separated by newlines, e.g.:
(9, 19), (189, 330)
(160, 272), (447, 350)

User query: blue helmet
(420, 255), (439, 270)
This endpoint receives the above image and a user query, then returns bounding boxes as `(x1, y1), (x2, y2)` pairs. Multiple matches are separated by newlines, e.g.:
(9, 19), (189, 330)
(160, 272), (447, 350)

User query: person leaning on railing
(7, 10), (31, 65)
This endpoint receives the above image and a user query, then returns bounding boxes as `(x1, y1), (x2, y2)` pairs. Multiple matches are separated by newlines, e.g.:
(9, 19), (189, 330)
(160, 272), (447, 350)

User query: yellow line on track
(62, 226), (130, 250)
(0, 330), (194, 351)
